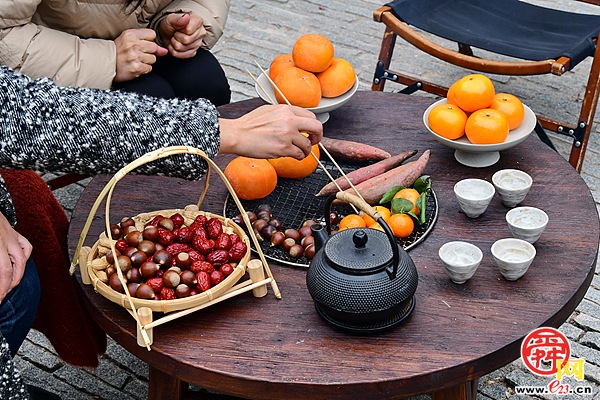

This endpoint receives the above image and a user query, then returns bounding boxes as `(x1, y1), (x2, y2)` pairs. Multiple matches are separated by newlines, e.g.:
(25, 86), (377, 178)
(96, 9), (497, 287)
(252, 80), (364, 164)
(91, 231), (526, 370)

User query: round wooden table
(68, 92), (599, 400)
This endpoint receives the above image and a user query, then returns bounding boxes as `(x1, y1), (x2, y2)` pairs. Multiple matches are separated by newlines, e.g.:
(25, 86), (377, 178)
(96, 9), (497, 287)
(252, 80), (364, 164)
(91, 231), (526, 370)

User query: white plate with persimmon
(423, 74), (537, 168)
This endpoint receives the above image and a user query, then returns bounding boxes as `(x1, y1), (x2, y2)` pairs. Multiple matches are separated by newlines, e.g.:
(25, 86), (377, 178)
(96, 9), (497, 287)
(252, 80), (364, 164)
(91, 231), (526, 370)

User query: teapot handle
(324, 192), (400, 279)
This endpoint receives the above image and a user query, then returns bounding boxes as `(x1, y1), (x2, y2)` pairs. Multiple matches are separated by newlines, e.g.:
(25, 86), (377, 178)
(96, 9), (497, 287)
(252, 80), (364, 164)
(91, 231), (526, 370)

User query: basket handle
(69, 145), (279, 293)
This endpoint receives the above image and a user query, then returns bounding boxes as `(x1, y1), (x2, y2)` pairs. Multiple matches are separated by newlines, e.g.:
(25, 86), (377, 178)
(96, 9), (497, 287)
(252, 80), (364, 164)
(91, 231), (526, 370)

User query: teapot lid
(324, 228), (393, 275)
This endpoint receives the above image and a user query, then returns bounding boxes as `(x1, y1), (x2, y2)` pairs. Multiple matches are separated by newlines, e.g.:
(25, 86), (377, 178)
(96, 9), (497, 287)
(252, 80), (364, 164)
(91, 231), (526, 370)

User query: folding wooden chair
(372, 0), (600, 172)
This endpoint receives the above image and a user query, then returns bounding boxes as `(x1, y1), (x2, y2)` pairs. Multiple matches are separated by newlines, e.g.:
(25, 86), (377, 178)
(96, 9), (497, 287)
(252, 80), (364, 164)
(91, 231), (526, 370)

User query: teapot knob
(352, 231), (368, 248)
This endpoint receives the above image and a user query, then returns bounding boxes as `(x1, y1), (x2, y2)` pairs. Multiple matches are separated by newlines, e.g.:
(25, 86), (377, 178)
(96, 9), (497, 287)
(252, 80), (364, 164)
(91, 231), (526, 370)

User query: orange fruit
(224, 157), (278, 200)
(465, 108), (509, 144)
(363, 205), (392, 227)
(490, 93), (525, 130)
(269, 53), (295, 81)
(339, 214), (366, 231)
(292, 34), (334, 73)
(273, 67), (321, 108)
(427, 103), (468, 140)
(447, 80), (458, 105)
(453, 74), (495, 112)
(315, 58), (356, 98)
(393, 188), (421, 215)
(268, 144), (320, 179)
(369, 222), (385, 232)
(387, 213), (415, 238)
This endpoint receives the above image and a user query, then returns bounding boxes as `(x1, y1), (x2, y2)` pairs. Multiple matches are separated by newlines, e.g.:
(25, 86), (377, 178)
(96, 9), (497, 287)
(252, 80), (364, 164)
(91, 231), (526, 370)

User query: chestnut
(162, 270), (181, 289)
(138, 240), (157, 257)
(123, 225), (139, 236)
(175, 252), (191, 269)
(301, 235), (315, 248)
(329, 212), (340, 225)
(106, 249), (120, 265)
(180, 270), (197, 286)
(288, 244), (304, 259)
(106, 265), (116, 278)
(268, 218), (283, 231)
(153, 249), (171, 267)
(123, 246), (137, 259)
(232, 214), (244, 225)
(252, 219), (268, 233)
(140, 261), (160, 279)
(158, 217), (175, 231)
(246, 211), (258, 224)
(257, 209), (271, 221)
(116, 255), (132, 273)
(257, 204), (272, 214)
(261, 225), (277, 240)
(135, 283), (156, 300)
(302, 219), (318, 228)
(175, 284), (191, 298)
(127, 282), (140, 297)
(284, 228), (301, 242)
(143, 225), (159, 242)
(127, 267), (142, 283)
(298, 225), (312, 239)
(120, 217), (135, 231)
(125, 231), (143, 247)
(304, 244), (316, 260)
(270, 231), (285, 247)
(109, 273), (125, 293)
(108, 223), (122, 240)
(130, 250), (147, 268)
(282, 237), (296, 251)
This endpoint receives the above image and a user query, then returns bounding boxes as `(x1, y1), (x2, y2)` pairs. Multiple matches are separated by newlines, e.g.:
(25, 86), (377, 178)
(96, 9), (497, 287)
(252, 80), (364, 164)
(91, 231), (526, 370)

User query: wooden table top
(68, 91), (599, 399)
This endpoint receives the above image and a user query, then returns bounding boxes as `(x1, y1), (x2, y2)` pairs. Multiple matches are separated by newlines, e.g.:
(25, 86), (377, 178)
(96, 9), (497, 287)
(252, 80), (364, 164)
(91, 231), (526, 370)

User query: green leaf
(391, 198), (413, 214)
(413, 175), (432, 194)
(380, 185), (405, 204)
(417, 192), (427, 225)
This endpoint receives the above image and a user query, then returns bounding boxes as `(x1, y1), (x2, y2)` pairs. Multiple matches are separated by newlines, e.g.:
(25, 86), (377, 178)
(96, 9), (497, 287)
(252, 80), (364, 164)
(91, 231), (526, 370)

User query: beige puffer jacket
(0, 0), (230, 89)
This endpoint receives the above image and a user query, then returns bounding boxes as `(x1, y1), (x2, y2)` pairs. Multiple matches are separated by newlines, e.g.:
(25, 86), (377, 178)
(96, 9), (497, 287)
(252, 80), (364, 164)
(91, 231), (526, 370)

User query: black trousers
(113, 48), (231, 106)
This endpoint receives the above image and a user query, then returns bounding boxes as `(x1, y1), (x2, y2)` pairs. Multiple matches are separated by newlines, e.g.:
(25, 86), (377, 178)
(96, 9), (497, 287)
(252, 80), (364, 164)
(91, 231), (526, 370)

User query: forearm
(0, 67), (220, 179)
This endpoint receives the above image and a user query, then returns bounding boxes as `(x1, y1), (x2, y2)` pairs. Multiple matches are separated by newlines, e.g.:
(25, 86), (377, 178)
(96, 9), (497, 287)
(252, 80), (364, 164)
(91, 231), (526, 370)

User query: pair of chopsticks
(247, 62), (366, 211)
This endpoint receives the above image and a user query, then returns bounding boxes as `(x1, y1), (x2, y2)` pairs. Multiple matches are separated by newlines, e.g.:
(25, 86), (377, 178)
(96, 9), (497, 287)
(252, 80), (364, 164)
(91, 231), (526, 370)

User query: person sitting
(0, 0), (232, 105)
(0, 65), (322, 399)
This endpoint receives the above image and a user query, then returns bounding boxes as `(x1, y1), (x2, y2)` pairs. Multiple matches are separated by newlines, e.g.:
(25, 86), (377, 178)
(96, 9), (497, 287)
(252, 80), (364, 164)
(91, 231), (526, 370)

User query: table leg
(431, 379), (478, 400)
(148, 366), (188, 400)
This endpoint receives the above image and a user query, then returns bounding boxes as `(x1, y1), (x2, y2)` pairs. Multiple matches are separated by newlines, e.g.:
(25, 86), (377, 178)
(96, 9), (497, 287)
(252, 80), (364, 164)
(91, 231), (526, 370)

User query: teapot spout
(311, 224), (329, 252)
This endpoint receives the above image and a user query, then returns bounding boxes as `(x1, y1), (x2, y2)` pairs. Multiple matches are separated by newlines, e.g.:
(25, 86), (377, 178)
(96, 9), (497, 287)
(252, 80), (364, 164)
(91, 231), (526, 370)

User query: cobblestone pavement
(15, 1), (600, 399)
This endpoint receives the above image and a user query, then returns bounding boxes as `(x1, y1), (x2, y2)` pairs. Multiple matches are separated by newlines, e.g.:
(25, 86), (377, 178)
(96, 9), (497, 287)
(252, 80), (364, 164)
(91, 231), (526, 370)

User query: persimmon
(427, 103), (468, 140)
(273, 67), (321, 108)
(315, 58), (356, 98)
(490, 93), (525, 130)
(268, 144), (320, 179)
(465, 108), (509, 144)
(224, 157), (278, 200)
(269, 53), (295, 82)
(453, 74), (495, 112)
(292, 34), (334, 73)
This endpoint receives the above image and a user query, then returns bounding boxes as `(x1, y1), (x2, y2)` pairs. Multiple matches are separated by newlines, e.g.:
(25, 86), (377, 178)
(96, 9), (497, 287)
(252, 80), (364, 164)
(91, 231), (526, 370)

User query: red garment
(1, 169), (106, 367)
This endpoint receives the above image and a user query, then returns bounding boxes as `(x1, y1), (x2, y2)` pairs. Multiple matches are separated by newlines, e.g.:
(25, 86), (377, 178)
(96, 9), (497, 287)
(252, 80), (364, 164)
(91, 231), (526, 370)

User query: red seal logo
(521, 327), (571, 376)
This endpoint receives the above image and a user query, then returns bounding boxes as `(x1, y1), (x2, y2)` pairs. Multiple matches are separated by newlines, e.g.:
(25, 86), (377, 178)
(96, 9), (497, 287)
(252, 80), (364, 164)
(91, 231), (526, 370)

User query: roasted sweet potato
(342, 149), (431, 205)
(320, 137), (391, 162)
(316, 149), (417, 196)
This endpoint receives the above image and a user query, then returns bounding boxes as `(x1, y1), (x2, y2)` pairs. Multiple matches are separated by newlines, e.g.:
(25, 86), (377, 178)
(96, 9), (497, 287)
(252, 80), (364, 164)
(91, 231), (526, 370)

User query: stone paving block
(575, 312), (600, 333)
(123, 376), (149, 400)
(104, 338), (149, 379)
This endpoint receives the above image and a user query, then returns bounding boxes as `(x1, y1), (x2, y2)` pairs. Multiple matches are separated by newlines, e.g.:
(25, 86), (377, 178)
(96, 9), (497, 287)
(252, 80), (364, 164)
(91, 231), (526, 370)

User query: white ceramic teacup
(506, 206), (549, 244)
(492, 169), (533, 208)
(439, 241), (483, 284)
(491, 238), (536, 281)
(454, 178), (495, 218)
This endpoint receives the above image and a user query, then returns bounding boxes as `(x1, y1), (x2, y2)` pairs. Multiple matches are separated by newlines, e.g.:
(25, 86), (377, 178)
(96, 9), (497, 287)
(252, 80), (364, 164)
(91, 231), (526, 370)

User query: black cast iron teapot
(306, 192), (418, 333)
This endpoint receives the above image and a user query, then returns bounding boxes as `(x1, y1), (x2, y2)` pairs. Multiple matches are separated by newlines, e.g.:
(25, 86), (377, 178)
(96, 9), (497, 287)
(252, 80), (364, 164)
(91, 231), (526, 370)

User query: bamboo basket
(70, 146), (279, 348)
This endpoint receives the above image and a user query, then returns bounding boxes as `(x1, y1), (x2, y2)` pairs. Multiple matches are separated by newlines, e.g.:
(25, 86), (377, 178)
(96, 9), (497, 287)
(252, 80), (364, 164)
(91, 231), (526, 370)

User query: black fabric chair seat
(386, 0), (600, 70)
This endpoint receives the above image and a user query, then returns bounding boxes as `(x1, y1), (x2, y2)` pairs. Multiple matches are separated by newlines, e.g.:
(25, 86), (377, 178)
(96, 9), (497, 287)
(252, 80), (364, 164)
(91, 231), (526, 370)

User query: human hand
(218, 104), (323, 159)
(0, 213), (32, 304)
(113, 28), (169, 83)
(158, 13), (206, 58)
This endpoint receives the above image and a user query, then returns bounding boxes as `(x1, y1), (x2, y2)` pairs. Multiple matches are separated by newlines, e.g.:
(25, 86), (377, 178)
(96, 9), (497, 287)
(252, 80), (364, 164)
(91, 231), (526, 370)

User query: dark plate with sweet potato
(223, 157), (438, 268)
